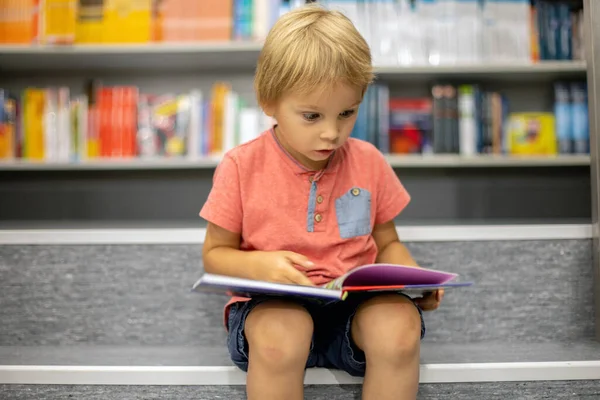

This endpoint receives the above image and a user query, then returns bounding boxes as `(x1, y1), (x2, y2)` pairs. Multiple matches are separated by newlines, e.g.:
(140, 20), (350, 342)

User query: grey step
(3, 342), (600, 366)
(0, 240), (594, 346)
(2, 381), (600, 400)
(2, 342), (600, 386)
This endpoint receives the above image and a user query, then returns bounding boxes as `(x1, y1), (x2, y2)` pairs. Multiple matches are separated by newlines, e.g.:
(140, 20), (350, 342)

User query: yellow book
(75, 0), (104, 43)
(23, 89), (46, 160)
(103, 0), (151, 43)
(41, 0), (76, 44)
(506, 112), (557, 155)
(210, 82), (230, 155)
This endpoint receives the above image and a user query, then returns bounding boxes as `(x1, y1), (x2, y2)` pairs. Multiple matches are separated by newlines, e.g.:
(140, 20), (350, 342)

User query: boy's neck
(272, 125), (331, 171)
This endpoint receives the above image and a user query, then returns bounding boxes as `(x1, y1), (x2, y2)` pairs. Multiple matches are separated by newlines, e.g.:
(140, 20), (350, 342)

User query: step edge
(0, 224), (592, 245)
(1, 361), (599, 385)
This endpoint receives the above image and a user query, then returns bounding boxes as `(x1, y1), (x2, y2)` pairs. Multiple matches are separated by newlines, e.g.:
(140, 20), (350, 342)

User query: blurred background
(0, 1), (599, 398)
(0, 0), (592, 226)
(0, 0), (593, 229)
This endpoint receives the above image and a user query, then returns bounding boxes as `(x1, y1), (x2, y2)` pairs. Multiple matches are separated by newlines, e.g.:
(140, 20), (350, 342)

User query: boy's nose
(320, 128), (339, 142)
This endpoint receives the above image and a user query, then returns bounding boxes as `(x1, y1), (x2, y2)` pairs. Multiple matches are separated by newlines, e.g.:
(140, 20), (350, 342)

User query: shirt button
(317, 195), (323, 204)
(315, 213), (322, 222)
(352, 188), (360, 196)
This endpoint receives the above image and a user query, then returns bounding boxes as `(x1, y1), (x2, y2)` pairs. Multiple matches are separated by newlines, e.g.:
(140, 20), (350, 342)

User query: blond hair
(254, 4), (373, 107)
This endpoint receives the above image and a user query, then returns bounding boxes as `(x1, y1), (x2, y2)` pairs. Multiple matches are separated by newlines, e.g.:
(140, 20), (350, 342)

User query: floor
(1, 381), (599, 400)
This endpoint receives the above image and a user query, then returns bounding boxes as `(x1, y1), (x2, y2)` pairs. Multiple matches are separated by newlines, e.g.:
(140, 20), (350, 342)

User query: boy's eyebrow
(297, 100), (362, 110)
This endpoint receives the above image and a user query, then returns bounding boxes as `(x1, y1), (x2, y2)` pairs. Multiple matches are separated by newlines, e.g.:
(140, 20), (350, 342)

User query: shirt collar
(267, 126), (341, 181)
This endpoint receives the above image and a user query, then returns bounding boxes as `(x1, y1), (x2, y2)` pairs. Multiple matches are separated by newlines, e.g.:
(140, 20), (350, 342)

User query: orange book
(0, 90), (16, 159)
(98, 88), (112, 158)
(197, 0), (233, 41)
(159, 0), (232, 42)
(210, 82), (230, 154)
(530, 5), (539, 62)
(159, 0), (184, 42)
(2, 0), (38, 44)
(0, 0), (5, 44)
(150, 0), (163, 41)
(122, 86), (138, 157)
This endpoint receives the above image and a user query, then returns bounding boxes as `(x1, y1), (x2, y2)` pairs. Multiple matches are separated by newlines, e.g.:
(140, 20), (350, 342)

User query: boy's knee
(352, 295), (421, 364)
(245, 301), (313, 370)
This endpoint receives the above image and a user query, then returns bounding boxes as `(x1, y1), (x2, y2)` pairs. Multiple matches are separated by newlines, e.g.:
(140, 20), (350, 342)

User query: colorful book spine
(40, 0), (76, 44)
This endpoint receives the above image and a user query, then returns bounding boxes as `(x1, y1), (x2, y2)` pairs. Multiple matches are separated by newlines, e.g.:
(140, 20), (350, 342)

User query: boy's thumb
(285, 252), (314, 268)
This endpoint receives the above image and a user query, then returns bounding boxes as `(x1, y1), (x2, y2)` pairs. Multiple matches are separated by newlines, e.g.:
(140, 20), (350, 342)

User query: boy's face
(264, 82), (363, 170)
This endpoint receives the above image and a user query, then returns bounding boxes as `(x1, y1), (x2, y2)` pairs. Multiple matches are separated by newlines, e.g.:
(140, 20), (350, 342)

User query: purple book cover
(341, 264), (457, 287)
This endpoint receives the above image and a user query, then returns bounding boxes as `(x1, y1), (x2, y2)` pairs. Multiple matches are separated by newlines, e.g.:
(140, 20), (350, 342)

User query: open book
(192, 263), (472, 301)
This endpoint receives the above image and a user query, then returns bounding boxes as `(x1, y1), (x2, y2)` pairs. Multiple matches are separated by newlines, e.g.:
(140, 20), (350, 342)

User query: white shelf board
(0, 157), (223, 171)
(0, 44), (588, 77)
(0, 224), (592, 244)
(0, 154), (590, 171)
(2, 361), (599, 385)
(385, 154), (591, 168)
(0, 42), (264, 72)
(376, 61), (588, 82)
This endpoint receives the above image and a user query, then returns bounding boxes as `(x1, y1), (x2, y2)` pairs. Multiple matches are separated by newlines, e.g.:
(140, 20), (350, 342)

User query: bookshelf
(0, 0), (593, 226)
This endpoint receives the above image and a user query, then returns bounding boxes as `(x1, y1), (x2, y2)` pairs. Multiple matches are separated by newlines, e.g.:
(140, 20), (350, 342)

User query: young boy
(200, 4), (443, 400)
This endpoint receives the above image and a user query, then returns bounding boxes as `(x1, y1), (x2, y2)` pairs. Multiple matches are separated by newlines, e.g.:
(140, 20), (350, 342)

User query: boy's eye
(302, 113), (320, 121)
(339, 109), (356, 118)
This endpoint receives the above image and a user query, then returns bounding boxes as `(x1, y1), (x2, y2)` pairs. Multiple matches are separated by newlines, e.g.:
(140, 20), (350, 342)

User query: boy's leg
(236, 299), (314, 400)
(351, 294), (424, 400)
(318, 293), (424, 400)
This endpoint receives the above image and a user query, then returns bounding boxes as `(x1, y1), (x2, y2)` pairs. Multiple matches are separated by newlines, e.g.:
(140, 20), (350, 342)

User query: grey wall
(0, 166), (590, 224)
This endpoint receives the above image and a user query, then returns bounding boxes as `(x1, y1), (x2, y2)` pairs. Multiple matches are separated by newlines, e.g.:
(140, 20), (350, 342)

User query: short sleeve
(374, 152), (411, 225)
(199, 154), (243, 233)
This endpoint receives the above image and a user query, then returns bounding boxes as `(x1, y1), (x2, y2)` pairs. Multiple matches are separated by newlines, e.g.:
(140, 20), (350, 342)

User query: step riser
(0, 240), (593, 346)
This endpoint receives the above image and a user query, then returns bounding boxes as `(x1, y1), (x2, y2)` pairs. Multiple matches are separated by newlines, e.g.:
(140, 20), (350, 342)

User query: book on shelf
(192, 263), (473, 302)
(0, 77), (590, 163)
(0, 1), (586, 66)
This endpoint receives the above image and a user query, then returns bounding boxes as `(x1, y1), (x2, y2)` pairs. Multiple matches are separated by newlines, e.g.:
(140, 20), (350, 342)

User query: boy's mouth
(314, 149), (334, 157)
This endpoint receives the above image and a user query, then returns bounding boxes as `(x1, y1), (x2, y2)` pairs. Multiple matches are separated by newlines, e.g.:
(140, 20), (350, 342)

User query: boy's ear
(261, 101), (276, 117)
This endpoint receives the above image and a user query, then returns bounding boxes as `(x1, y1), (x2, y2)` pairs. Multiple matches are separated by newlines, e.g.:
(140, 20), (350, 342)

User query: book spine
(554, 81), (572, 154)
(458, 84), (477, 156)
(570, 81), (589, 154)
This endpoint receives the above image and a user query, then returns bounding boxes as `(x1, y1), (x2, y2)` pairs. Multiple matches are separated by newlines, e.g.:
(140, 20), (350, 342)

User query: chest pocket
(335, 187), (372, 239)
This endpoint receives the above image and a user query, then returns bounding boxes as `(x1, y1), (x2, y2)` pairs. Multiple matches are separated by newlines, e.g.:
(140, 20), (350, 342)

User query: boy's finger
(436, 289), (444, 302)
(288, 269), (316, 286)
(416, 295), (439, 311)
(285, 252), (315, 268)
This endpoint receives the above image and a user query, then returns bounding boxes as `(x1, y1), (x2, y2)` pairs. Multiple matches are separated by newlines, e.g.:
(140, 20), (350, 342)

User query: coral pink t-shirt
(199, 129), (411, 327)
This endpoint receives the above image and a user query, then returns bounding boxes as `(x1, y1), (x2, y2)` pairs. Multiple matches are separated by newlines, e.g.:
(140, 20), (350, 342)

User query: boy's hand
(253, 251), (315, 287)
(414, 289), (444, 311)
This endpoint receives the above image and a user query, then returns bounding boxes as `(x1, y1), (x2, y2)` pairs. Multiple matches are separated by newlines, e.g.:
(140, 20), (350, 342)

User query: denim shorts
(226, 293), (425, 377)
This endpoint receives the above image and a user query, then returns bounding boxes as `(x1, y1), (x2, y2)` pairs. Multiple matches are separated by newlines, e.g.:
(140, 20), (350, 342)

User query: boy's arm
(200, 154), (313, 285)
(372, 220), (419, 267)
(200, 154), (264, 280)
(203, 222), (315, 286)
(202, 222), (263, 280)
